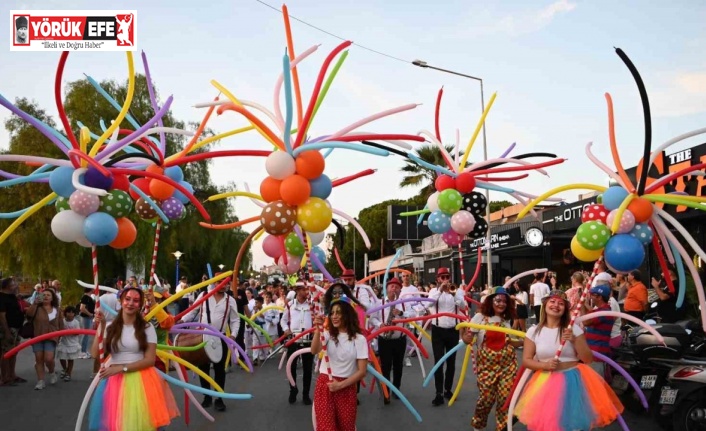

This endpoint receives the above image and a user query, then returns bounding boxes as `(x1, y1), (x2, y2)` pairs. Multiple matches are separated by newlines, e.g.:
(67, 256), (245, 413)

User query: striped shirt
(583, 303), (614, 359)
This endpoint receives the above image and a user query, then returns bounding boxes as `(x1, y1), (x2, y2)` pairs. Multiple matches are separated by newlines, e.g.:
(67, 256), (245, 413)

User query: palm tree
(399, 143), (459, 200)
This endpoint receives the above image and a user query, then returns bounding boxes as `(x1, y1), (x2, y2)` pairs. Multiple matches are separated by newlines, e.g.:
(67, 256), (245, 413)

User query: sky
(1, 0), (705, 270)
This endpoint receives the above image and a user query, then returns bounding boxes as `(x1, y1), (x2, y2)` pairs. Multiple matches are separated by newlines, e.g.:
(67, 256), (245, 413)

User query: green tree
(0, 74), (250, 304)
(399, 143), (457, 200)
(489, 200), (513, 213)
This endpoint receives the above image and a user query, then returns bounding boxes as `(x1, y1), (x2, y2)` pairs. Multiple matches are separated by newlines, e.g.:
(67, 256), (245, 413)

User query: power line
(252, 0), (412, 65)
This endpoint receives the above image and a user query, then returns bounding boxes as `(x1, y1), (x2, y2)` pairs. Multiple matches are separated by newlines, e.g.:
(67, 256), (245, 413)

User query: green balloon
(285, 232), (305, 257)
(99, 190), (133, 218)
(438, 189), (463, 215)
(596, 194), (603, 204)
(55, 196), (70, 213)
(576, 221), (610, 250)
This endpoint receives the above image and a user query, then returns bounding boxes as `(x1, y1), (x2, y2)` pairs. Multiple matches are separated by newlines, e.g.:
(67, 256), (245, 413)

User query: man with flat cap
(15, 16), (29, 44)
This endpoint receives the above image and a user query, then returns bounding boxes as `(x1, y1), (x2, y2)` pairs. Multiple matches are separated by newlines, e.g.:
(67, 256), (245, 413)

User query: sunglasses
(439, 275), (450, 280)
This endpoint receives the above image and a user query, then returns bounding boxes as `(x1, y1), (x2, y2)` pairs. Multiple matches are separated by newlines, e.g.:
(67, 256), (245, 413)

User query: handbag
(19, 307), (36, 339)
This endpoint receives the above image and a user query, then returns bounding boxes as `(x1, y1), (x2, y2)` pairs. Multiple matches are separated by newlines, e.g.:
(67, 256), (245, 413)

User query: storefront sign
(542, 197), (598, 232)
(468, 227), (522, 251)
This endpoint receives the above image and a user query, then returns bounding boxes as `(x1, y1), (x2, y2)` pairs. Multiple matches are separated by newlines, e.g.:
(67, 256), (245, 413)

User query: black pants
(533, 305), (542, 321)
(431, 325), (459, 395)
(235, 322), (245, 352)
(378, 336), (406, 392)
(198, 339), (228, 400)
(287, 343), (313, 396)
(626, 310), (645, 321)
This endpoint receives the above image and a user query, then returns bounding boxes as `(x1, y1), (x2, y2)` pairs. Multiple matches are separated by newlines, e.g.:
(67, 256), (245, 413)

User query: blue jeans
(32, 340), (56, 353)
(80, 316), (93, 353)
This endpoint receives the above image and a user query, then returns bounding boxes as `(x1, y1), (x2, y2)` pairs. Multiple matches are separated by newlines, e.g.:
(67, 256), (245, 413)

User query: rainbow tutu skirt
(88, 367), (179, 431)
(515, 363), (623, 431)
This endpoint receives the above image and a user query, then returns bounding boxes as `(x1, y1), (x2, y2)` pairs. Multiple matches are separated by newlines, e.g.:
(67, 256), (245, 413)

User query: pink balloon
(450, 210), (475, 235)
(262, 235), (284, 258)
(442, 230), (464, 246)
(68, 190), (100, 216)
(278, 253), (302, 274)
(606, 209), (635, 234)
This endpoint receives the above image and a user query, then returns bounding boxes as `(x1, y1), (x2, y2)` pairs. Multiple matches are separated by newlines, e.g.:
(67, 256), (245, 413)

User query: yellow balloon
(296, 197), (332, 233)
(571, 236), (604, 262)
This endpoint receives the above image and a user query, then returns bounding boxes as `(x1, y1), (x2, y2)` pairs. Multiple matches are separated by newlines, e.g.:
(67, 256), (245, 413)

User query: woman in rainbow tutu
(89, 287), (179, 431)
(515, 289), (623, 431)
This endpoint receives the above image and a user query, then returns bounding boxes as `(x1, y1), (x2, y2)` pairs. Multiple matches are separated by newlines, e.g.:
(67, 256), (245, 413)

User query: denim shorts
(32, 340), (57, 353)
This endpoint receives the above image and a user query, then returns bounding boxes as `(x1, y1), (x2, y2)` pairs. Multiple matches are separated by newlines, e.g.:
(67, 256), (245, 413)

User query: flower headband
(542, 289), (568, 303)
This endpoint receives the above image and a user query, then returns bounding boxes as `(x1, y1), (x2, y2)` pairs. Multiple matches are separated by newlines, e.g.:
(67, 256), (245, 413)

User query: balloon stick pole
(92, 245), (106, 365)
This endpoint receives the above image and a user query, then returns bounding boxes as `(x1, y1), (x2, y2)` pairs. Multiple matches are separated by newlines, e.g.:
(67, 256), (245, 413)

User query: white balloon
(51, 210), (86, 242)
(450, 210), (476, 235)
(427, 192), (440, 213)
(307, 231), (326, 246)
(265, 151), (296, 180)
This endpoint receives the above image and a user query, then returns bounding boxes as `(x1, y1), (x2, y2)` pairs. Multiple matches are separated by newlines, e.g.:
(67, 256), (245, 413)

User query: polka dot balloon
(469, 215), (488, 239)
(462, 192), (487, 216)
(581, 204), (609, 224)
(261, 200), (297, 235)
(629, 223), (654, 245)
(296, 197), (332, 233)
(427, 210), (451, 234)
(69, 190), (100, 216)
(99, 190), (133, 218)
(576, 221), (611, 250)
(160, 197), (185, 220)
(55, 196), (70, 213)
(606, 209), (636, 234)
(450, 210), (476, 235)
(135, 197), (159, 220)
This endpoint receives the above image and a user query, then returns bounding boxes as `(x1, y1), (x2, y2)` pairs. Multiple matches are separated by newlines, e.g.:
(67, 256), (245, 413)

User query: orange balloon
(110, 217), (137, 249)
(149, 179), (175, 200)
(260, 176), (283, 203)
(295, 151), (325, 179)
(146, 165), (164, 175)
(627, 197), (653, 223)
(280, 174), (311, 206)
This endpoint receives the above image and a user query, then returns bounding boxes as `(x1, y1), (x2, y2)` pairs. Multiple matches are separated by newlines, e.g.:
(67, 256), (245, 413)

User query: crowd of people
(0, 260), (689, 430)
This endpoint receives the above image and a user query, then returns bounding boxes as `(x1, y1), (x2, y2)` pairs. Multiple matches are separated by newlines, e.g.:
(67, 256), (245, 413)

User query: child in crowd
(57, 306), (81, 381)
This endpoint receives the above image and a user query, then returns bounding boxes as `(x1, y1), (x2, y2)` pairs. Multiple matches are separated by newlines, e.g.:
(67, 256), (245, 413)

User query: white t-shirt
(526, 324), (583, 362)
(530, 283), (550, 306)
(108, 322), (157, 365)
(318, 331), (368, 378)
(592, 272), (613, 288)
(515, 291), (529, 307)
(609, 296), (621, 338)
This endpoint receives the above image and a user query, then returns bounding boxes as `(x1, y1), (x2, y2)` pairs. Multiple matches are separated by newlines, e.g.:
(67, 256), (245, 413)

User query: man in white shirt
(180, 284), (240, 412)
(341, 268), (377, 311)
(428, 267), (466, 406)
(529, 272), (550, 322)
(175, 276), (190, 314)
(399, 273), (422, 367)
(280, 283), (313, 405)
(51, 280), (62, 305)
(591, 261), (614, 288)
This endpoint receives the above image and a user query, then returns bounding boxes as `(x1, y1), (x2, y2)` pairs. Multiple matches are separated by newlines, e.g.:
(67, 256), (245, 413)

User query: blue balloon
(311, 246), (327, 265)
(83, 212), (119, 246)
(49, 166), (76, 198)
(172, 181), (194, 205)
(604, 234), (645, 273)
(165, 166), (184, 182)
(629, 223), (654, 245)
(602, 186), (629, 211)
(427, 210), (451, 234)
(309, 174), (332, 199)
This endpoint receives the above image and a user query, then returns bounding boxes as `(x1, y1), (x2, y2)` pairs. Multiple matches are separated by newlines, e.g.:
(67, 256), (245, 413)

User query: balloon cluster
(570, 188), (652, 272)
(427, 173), (489, 246)
(129, 165), (193, 224)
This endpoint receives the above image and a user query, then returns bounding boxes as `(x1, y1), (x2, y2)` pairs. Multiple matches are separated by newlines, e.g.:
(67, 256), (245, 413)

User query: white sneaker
(34, 380), (45, 390)
(405, 357), (412, 367)
(48, 373), (58, 385)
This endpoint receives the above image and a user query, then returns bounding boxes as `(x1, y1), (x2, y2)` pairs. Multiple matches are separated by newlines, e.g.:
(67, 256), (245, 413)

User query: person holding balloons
(514, 290), (623, 430)
(462, 287), (521, 431)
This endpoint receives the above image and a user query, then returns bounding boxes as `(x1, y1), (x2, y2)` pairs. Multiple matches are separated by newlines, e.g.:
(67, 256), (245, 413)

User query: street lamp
(172, 251), (183, 287)
(218, 264), (225, 271)
(412, 59), (493, 287)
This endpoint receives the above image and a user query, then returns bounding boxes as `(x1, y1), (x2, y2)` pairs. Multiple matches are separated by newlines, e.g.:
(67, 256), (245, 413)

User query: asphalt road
(3, 339), (660, 431)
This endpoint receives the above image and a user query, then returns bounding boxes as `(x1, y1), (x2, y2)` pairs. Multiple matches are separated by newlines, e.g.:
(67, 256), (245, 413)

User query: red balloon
(435, 175), (456, 192)
(455, 173), (476, 194)
(295, 151), (325, 180)
(581, 204), (609, 224)
(110, 217), (137, 249)
(280, 174), (311, 206)
(129, 178), (151, 200)
(146, 165), (164, 175)
(112, 174), (130, 192)
(260, 176), (283, 203)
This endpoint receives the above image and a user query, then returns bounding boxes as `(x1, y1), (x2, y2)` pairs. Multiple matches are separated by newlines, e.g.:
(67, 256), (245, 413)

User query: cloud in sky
(651, 70), (706, 117)
(463, 0), (577, 38)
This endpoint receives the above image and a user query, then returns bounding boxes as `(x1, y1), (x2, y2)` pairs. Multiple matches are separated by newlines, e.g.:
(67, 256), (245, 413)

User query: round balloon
(468, 215), (488, 239)
(164, 166), (184, 183)
(427, 211), (451, 234)
(434, 175), (455, 192)
(128, 177), (151, 201)
(427, 192), (440, 213)
(295, 151), (325, 180)
(149, 179), (175, 200)
(462, 192), (487, 216)
(112, 174), (131, 193)
(311, 246), (327, 265)
(602, 186), (630, 211)
(438, 189), (463, 215)
(308, 231), (326, 246)
(261, 201), (297, 235)
(606, 209), (636, 234)
(266, 151), (297, 180)
(51, 210), (86, 242)
(581, 204), (609, 224)
(629, 223), (654, 245)
(576, 221), (611, 250)
(296, 198), (332, 233)
(627, 197), (653, 223)
(442, 230), (464, 247)
(285, 232), (305, 257)
(69, 190), (100, 216)
(84, 166), (113, 191)
(604, 234), (645, 272)
(109, 217), (137, 249)
(172, 181), (194, 205)
(260, 176), (283, 203)
(135, 197), (159, 220)
(55, 196), (70, 213)
(262, 235), (284, 259)
(450, 210), (476, 235)
(99, 190), (133, 218)
(280, 174), (311, 206)
(49, 166), (77, 198)
(278, 254), (302, 274)
(309, 174), (332, 200)
(83, 212), (119, 246)
(161, 197), (185, 220)
(570, 236), (604, 262)
(455, 172), (476, 194)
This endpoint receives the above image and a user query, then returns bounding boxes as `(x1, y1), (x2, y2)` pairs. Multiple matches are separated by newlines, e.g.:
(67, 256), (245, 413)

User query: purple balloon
(160, 197), (184, 220)
(84, 166), (113, 191)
